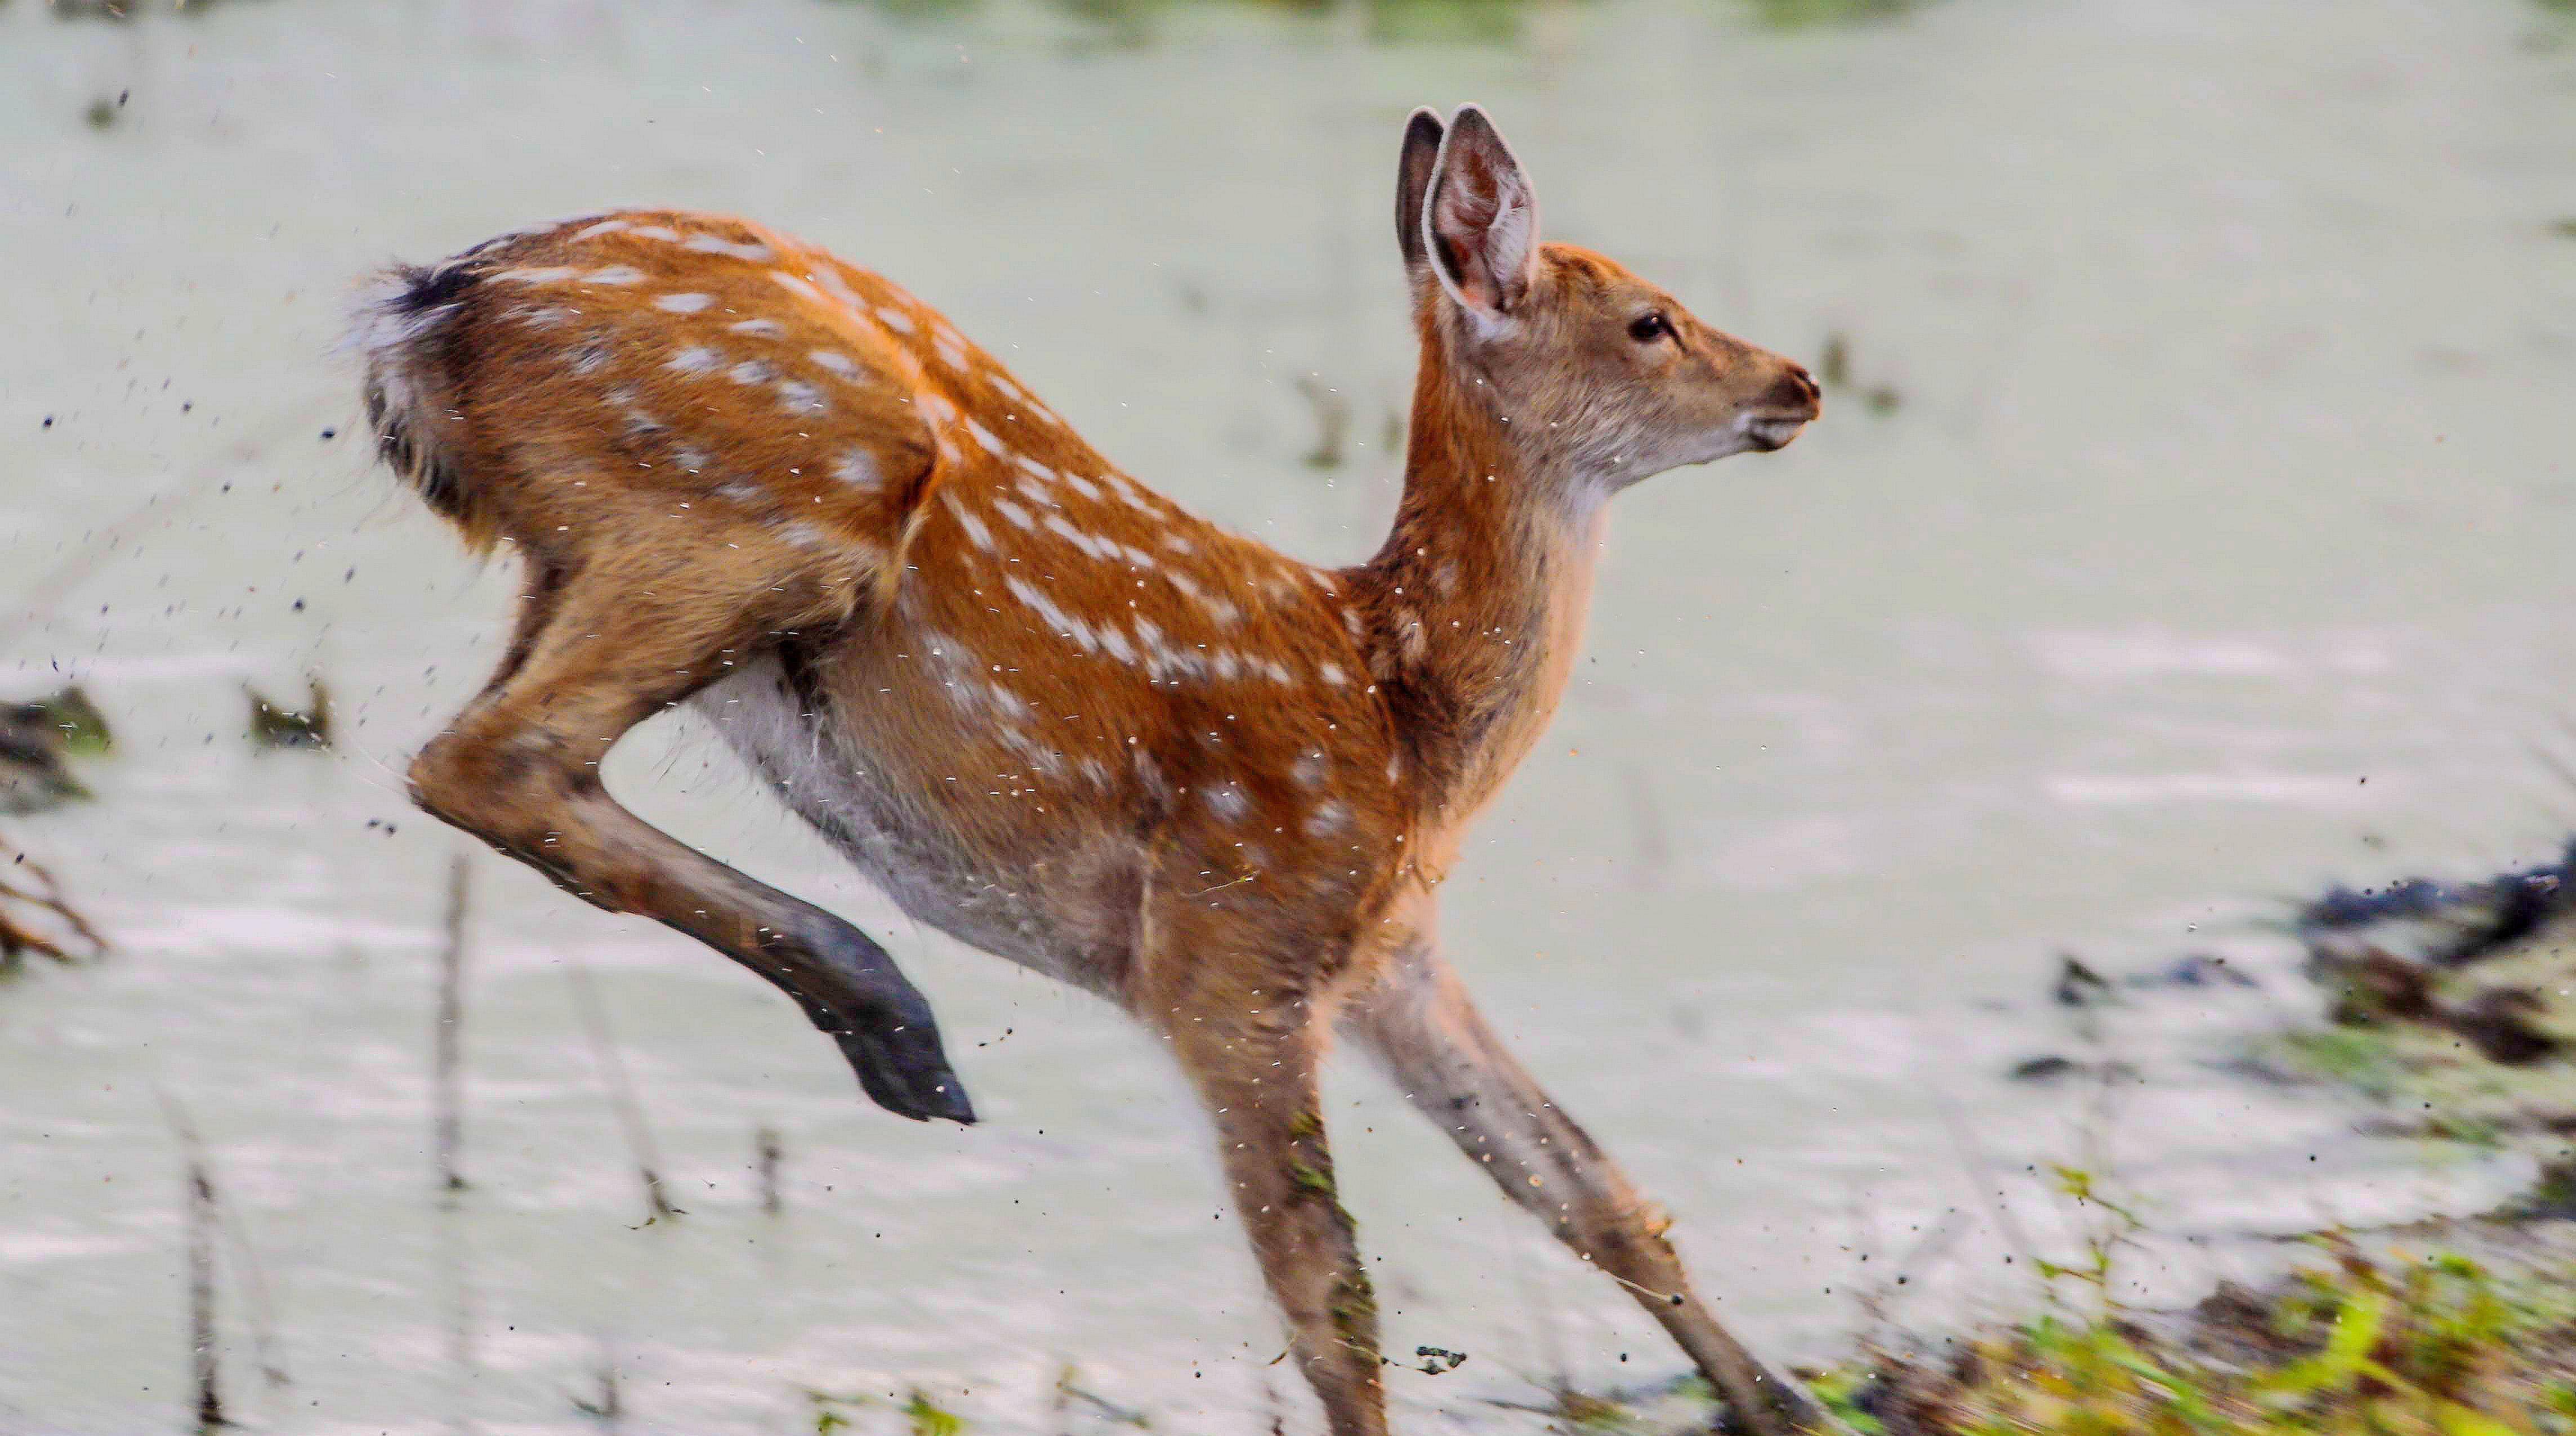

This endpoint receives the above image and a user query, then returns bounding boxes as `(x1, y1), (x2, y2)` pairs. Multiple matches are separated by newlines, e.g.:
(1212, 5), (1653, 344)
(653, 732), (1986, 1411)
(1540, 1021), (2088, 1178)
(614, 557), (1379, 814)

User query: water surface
(4, 1), (2574, 1430)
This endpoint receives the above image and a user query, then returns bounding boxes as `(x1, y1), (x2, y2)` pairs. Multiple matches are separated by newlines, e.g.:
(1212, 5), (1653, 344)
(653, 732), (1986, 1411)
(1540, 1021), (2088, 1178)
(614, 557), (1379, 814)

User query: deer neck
(1354, 325), (1610, 828)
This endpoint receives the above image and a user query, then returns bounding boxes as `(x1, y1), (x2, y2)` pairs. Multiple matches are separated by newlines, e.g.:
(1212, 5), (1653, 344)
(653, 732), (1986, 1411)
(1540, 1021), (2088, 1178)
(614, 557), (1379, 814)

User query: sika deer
(349, 105), (1823, 1435)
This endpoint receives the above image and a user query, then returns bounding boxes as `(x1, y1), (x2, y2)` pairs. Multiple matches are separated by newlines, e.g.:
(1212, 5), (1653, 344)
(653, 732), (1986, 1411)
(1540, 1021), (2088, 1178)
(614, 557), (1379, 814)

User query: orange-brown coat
(351, 105), (1823, 1436)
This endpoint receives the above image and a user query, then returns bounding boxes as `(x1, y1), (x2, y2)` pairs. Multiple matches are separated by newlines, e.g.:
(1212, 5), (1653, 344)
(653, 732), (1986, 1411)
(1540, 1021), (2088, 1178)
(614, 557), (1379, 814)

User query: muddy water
(3, 0), (2574, 1430)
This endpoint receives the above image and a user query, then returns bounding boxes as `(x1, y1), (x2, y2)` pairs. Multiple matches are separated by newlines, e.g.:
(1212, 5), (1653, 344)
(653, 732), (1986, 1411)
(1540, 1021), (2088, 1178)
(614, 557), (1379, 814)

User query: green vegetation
(1744, 0), (1927, 29)
(1817, 1234), (2576, 1436)
(807, 1386), (968, 1436)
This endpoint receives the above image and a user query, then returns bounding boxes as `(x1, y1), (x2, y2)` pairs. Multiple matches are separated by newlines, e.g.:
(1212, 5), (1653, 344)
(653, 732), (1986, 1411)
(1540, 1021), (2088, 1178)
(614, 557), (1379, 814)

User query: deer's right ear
(1395, 107), (1445, 283)
(1422, 104), (1541, 328)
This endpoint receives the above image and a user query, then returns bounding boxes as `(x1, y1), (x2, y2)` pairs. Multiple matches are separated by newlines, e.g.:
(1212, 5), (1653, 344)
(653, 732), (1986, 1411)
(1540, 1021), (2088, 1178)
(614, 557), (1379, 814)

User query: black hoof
(832, 1016), (976, 1125)
(769, 920), (977, 1125)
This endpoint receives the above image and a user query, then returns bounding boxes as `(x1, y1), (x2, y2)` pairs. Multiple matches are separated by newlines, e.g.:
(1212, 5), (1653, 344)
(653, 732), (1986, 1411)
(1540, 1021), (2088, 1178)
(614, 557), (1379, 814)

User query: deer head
(1396, 105), (1820, 495)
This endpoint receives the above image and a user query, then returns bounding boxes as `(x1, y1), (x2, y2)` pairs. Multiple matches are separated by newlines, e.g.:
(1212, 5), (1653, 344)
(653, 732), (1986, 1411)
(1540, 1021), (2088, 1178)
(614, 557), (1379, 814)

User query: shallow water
(3, 0), (2574, 1431)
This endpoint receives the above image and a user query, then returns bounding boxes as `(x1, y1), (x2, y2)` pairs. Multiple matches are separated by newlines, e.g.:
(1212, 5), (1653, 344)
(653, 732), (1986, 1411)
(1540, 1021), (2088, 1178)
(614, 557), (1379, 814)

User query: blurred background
(3, 0), (2574, 1431)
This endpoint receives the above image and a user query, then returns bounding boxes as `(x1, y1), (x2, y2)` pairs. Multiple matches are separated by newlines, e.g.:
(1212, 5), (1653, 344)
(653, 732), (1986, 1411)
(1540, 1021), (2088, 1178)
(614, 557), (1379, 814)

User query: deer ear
(1423, 104), (1541, 324)
(1395, 107), (1445, 282)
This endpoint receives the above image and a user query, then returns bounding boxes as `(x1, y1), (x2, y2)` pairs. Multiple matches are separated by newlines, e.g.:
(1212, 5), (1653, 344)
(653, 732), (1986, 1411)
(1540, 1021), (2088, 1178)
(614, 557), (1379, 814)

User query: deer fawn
(350, 106), (1822, 1435)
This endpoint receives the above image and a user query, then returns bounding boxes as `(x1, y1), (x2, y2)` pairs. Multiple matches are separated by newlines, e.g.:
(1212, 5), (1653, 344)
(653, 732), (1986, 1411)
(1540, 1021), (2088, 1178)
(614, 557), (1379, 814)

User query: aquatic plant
(1824, 1237), (2576, 1436)
(1744, 0), (1929, 30)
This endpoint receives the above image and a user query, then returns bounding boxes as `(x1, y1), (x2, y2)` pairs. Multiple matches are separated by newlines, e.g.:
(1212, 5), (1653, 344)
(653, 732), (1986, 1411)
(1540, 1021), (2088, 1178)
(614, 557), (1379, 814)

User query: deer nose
(1767, 363), (1821, 417)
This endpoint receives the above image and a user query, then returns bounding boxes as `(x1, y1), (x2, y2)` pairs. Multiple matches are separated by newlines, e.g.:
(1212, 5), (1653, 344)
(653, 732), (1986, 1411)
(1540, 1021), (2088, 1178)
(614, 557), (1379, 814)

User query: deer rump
(351, 208), (1401, 1008)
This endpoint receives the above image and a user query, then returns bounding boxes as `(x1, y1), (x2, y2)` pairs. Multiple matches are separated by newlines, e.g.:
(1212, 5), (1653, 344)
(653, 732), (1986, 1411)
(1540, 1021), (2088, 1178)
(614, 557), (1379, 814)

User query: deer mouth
(1738, 413), (1813, 452)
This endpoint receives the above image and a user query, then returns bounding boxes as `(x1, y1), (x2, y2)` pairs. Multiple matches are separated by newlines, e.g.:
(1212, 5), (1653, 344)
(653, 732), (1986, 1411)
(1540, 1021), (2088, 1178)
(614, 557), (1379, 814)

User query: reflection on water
(3, 0), (2574, 1431)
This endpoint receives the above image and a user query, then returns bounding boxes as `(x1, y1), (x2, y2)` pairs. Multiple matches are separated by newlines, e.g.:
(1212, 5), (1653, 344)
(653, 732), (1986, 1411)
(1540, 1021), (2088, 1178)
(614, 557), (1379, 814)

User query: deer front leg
(1346, 925), (1826, 1436)
(1157, 982), (1387, 1436)
(409, 552), (970, 1124)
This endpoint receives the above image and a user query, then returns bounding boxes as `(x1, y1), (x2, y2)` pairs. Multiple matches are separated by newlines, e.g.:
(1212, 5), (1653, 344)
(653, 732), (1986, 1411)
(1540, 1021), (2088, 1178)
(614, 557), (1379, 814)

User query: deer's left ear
(1395, 107), (1446, 283)
(1424, 104), (1541, 324)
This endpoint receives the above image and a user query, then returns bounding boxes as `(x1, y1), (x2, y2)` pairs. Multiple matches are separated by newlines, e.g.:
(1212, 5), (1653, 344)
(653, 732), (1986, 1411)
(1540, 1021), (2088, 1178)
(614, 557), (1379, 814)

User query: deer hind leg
(408, 539), (971, 1124)
(1345, 928), (1821, 1436)
(1140, 914), (1387, 1435)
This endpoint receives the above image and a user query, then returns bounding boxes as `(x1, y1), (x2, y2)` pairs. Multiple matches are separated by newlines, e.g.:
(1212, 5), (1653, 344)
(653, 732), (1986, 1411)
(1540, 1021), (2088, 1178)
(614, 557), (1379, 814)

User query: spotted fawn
(350, 105), (1822, 1435)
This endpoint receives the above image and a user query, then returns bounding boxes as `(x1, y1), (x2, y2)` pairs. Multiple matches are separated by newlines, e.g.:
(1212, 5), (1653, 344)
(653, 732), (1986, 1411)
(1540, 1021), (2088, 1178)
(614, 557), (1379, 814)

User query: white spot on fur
(686, 234), (775, 262)
(777, 379), (829, 415)
(570, 218), (632, 242)
(1397, 609), (1428, 663)
(770, 272), (826, 305)
(1304, 800), (1351, 838)
(993, 498), (1036, 531)
(1203, 782), (1251, 823)
(778, 520), (837, 552)
(582, 265), (646, 286)
(943, 493), (994, 551)
(667, 346), (720, 375)
(985, 682), (1032, 721)
(874, 306), (916, 335)
(1318, 662), (1347, 687)
(833, 448), (883, 491)
(603, 387), (664, 439)
(630, 225), (682, 242)
(1108, 475), (1162, 516)
(496, 266), (581, 285)
(966, 419), (1006, 457)
(810, 350), (860, 377)
(1043, 514), (1107, 560)
(654, 292), (714, 314)
(1004, 575), (1099, 654)
(935, 338), (970, 371)
(729, 360), (778, 386)
(811, 267), (864, 309)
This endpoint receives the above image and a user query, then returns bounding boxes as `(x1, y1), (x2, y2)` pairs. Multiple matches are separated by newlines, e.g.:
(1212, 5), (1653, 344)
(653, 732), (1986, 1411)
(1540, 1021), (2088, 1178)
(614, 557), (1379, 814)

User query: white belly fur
(688, 657), (1124, 992)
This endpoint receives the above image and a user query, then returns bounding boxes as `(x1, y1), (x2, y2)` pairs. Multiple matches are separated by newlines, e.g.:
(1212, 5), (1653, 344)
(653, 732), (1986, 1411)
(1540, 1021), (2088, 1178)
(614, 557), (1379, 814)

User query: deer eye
(1627, 311), (1673, 344)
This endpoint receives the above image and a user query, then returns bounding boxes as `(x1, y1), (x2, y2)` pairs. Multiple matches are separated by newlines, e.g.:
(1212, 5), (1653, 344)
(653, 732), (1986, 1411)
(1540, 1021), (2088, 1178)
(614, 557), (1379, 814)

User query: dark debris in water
(0, 835), (106, 968)
(2294, 836), (2576, 970)
(1, 686), (110, 815)
(1815, 329), (1904, 417)
(247, 676), (332, 751)
(2266, 834), (2576, 1141)
(2051, 953), (2114, 1007)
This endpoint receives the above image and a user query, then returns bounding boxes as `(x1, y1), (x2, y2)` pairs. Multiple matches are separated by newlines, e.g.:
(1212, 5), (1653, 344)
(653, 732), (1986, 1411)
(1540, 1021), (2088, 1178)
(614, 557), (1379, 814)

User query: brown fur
(349, 106), (1820, 1436)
